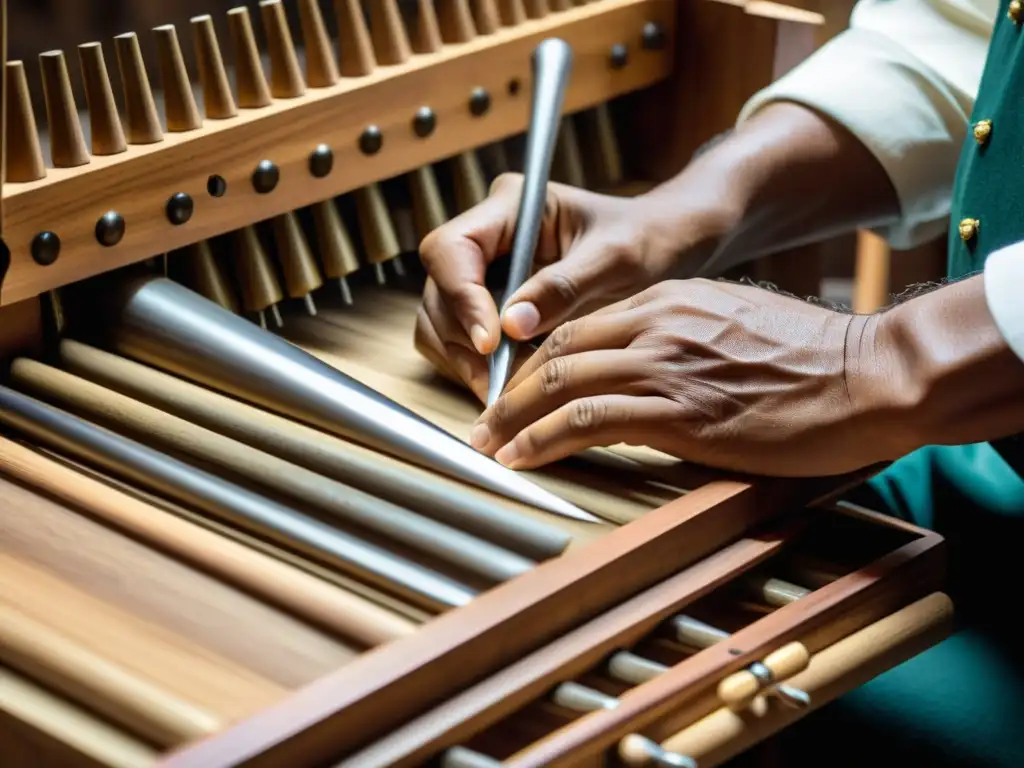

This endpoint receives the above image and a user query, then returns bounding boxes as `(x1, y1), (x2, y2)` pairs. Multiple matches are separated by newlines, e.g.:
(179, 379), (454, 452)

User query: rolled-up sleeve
(737, 0), (993, 250)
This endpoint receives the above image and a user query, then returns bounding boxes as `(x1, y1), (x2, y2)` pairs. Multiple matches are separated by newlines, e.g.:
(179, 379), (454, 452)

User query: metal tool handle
(486, 38), (573, 407)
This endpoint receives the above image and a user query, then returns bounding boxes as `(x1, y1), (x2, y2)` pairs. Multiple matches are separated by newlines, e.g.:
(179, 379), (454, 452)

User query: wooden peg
(4, 62), (46, 181)
(437, 0), (477, 44)
(113, 33), (163, 144)
(576, 105), (623, 189)
(477, 141), (510, 180)
(524, 0), (549, 19)
(334, 0), (377, 76)
(550, 0), (573, 10)
(38, 50), (90, 168)
(498, 0), (528, 25)
(0, 604), (222, 747)
(409, 166), (448, 239)
(354, 183), (402, 266)
(717, 642), (811, 710)
(77, 43), (127, 156)
(411, 0), (443, 54)
(471, 0), (502, 34)
(297, 0), (339, 87)
(227, 7), (272, 108)
(368, 0), (412, 65)
(190, 14), (238, 119)
(231, 225), (285, 320)
(259, 0), (306, 98)
(153, 26), (202, 132)
(452, 151), (488, 212)
(271, 211), (324, 310)
(551, 118), (586, 188)
(169, 241), (240, 313)
(312, 199), (361, 285)
(672, 614), (728, 650)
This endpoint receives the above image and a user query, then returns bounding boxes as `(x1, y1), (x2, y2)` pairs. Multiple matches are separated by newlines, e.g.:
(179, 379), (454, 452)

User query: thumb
(500, 240), (618, 340)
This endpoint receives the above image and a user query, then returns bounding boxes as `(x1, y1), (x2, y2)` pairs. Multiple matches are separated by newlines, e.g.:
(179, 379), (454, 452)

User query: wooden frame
(0, 0), (674, 306)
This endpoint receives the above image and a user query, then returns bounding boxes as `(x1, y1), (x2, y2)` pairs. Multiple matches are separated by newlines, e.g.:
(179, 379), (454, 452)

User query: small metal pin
(257, 310), (268, 329)
(338, 277), (354, 305)
(374, 263), (386, 285)
(391, 254), (407, 277)
(303, 293), (318, 316)
(269, 304), (284, 327)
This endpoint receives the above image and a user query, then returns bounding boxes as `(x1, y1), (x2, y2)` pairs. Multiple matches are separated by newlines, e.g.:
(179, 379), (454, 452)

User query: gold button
(959, 218), (980, 242)
(1009, 0), (1022, 23)
(973, 119), (992, 145)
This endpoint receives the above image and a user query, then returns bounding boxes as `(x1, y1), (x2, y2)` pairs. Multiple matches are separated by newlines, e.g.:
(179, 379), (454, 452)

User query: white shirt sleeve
(737, 0), (995, 250)
(984, 243), (1024, 363)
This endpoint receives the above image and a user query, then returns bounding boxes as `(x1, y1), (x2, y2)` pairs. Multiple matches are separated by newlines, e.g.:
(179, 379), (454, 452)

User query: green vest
(947, 0), (1024, 471)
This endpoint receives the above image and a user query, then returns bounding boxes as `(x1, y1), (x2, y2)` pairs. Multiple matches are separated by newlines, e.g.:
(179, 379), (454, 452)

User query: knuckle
(567, 398), (606, 432)
(489, 172), (522, 197)
(539, 357), (570, 396)
(491, 393), (512, 426)
(543, 321), (576, 360)
(544, 271), (581, 306)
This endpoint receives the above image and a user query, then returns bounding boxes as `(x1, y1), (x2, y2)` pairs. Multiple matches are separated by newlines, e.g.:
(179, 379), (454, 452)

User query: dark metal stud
(641, 21), (666, 50)
(165, 192), (194, 225)
(0, 239), (9, 297)
(95, 211), (126, 247)
(728, 648), (744, 656)
(412, 107), (436, 138)
(609, 43), (628, 69)
(469, 87), (491, 116)
(309, 144), (334, 177)
(252, 160), (280, 194)
(29, 231), (61, 268)
(359, 125), (383, 155)
(207, 174), (227, 197)
(30, 231), (61, 265)
(507, 78), (521, 97)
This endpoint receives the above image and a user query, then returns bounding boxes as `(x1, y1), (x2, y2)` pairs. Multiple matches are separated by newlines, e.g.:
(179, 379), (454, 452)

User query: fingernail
(470, 422), (490, 450)
(503, 303), (540, 338)
(495, 441), (520, 467)
(470, 324), (489, 354)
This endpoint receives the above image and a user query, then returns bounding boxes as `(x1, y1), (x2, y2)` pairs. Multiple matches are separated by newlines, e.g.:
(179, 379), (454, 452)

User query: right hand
(415, 174), (689, 402)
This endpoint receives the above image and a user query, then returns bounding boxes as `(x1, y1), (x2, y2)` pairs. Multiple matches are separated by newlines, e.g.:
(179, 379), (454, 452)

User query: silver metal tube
(487, 38), (573, 406)
(0, 386), (475, 612)
(81, 274), (597, 523)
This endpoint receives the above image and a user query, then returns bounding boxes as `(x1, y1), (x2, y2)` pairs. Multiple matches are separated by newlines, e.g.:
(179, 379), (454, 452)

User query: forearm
(639, 102), (901, 275)
(862, 275), (1024, 452)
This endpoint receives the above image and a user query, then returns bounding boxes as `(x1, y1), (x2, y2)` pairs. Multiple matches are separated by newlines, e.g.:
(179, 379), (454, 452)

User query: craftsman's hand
(469, 278), (904, 477)
(414, 174), (721, 401)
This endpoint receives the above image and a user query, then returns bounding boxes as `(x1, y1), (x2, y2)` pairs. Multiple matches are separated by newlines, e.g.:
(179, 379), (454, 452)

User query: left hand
(469, 278), (900, 477)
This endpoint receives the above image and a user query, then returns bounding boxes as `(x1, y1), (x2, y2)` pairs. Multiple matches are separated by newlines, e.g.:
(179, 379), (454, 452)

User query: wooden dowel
(38, 50), (89, 167)
(452, 151), (488, 212)
(298, 0), (339, 87)
(498, 0), (528, 25)
(11, 358), (534, 584)
(0, 386), (476, 613)
(409, 165), (448, 239)
(228, 6), (273, 108)
(412, 0), (444, 54)
(113, 33), (163, 144)
(230, 224), (284, 318)
(717, 642), (810, 710)
(0, 435), (414, 645)
(368, 0), (412, 65)
(191, 14), (237, 119)
(153, 25), (202, 132)
(169, 241), (240, 313)
(619, 593), (954, 767)
(4, 61), (46, 180)
(334, 0), (376, 76)
(437, 0), (478, 43)
(0, 604), (221, 746)
(56, 339), (571, 560)
(472, 0), (502, 34)
(77, 43), (128, 156)
(271, 211), (324, 306)
(0, 668), (159, 768)
(355, 183), (403, 266)
(312, 199), (361, 286)
(259, 0), (306, 98)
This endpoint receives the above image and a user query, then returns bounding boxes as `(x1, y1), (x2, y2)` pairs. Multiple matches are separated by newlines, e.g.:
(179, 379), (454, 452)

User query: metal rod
(75, 274), (597, 522)
(0, 385), (475, 612)
(487, 38), (573, 406)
